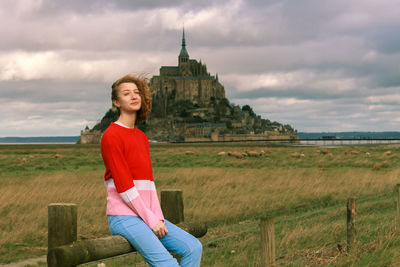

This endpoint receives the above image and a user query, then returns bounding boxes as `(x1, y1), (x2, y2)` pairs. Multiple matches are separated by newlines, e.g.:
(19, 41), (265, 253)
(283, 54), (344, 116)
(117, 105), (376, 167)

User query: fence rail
(47, 185), (400, 266)
(47, 190), (207, 267)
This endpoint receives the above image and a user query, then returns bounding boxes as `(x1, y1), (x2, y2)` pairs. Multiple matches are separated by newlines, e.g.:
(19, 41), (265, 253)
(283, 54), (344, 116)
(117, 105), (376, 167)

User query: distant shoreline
(0, 142), (78, 145)
(0, 136), (80, 144)
(1, 132), (400, 144)
(298, 131), (400, 139)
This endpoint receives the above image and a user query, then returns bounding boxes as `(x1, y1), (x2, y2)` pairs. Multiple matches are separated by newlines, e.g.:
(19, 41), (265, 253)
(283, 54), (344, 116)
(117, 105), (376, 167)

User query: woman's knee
(184, 238), (202, 266)
(188, 238), (202, 257)
(178, 237), (202, 258)
(194, 238), (203, 254)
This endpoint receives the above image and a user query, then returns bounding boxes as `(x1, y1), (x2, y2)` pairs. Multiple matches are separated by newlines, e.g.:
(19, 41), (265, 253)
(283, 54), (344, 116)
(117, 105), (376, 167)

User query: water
(299, 139), (400, 146)
(0, 136), (80, 144)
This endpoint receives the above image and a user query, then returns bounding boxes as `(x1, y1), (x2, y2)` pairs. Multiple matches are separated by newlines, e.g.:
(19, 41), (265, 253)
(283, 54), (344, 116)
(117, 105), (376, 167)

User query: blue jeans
(108, 215), (202, 267)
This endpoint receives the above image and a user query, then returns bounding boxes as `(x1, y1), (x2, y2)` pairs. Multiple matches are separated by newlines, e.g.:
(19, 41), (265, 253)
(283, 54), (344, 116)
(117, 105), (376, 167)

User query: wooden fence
(47, 189), (207, 267)
(259, 184), (400, 266)
(47, 185), (400, 266)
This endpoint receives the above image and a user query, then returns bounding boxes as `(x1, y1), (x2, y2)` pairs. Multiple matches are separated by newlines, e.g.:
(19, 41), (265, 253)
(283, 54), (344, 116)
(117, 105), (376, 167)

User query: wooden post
(260, 216), (275, 267)
(48, 203), (77, 250)
(347, 198), (357, 253)
(161, 189), (184, 224)
(47, 222), (207, 267)
(397, 184), (400, 229)
(48, 235), (133, 267)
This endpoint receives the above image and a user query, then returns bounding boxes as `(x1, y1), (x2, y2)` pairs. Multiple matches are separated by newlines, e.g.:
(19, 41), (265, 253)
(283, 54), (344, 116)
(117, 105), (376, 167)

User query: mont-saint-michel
(80, 30), (298, 144)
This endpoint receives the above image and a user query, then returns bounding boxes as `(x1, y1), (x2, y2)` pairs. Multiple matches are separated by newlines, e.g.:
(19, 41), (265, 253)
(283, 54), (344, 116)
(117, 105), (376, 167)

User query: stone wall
(185, 132), (299, 142)
(78, 130), (102, 144)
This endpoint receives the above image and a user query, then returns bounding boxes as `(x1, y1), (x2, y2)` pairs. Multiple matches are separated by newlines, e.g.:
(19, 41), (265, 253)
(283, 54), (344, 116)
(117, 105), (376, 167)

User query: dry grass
(1, 143), (400, 265)
(155, 167), (399, 224)
(0, 171), (108, 245)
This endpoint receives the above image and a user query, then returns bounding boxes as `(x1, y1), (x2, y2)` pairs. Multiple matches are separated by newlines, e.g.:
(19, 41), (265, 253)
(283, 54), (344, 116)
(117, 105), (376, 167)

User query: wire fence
(202, 191), (398, 266)
(203, 192), (393, 247)
(79, 190), (398, 266)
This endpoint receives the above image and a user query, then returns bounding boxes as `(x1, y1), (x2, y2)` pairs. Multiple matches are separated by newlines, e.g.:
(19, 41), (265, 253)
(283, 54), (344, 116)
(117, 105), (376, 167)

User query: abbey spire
(179, 28), (189, 62)
(178, 27), (191, 75)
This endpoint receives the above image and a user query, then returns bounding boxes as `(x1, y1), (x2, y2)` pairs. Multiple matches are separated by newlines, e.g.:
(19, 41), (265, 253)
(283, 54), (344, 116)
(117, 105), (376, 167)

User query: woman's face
(113, 82), (142, 114)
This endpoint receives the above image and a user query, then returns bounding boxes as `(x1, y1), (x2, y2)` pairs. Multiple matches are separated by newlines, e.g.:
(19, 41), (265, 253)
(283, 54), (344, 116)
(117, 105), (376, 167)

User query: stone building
(78, 126), (101, 144)
(150, 29), (225, 105)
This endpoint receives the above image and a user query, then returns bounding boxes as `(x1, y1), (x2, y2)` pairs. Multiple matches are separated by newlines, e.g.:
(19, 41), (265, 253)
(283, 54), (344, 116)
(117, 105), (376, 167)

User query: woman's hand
(152, 220), (168, 238)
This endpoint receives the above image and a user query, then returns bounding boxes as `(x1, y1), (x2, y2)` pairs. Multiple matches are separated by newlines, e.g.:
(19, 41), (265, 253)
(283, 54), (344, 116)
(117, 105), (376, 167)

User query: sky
(1, 0), (400, 136)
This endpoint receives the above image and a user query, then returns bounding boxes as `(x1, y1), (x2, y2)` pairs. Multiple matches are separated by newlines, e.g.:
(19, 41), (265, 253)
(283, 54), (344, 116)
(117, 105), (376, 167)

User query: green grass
(1, 143), (400, 265)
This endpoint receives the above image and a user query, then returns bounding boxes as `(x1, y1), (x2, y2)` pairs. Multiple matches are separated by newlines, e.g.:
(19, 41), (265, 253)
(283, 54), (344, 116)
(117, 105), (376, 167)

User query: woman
(101, 74), (202, 267)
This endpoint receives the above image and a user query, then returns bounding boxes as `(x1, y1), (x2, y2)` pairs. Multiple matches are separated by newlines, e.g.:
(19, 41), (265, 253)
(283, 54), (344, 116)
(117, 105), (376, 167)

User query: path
(0, 256), (46, 267)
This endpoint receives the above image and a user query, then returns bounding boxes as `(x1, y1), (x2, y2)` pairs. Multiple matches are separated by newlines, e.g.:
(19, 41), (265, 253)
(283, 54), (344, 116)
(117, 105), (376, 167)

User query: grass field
(0, 142), (400, 266)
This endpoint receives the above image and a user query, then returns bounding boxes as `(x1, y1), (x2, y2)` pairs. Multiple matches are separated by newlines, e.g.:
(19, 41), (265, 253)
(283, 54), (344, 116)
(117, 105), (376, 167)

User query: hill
(86, 30), (297, 143)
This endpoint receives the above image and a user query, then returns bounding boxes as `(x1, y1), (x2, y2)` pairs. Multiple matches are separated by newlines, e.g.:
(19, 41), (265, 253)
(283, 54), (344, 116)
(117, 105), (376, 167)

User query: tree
(242, 105), (255, 117)
(92, 108), (119, 132)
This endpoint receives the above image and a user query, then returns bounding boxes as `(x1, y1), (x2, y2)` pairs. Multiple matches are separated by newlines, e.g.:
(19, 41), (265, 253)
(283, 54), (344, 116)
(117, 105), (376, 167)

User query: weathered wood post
(397, 184), (400, 229)
(47, 198), (207, 266)
(48, 203), (77, 250)
(347, 198), (357, 253)
(161, 189), (184, 224)
(48, 222), (207, 267)
(260, 216), (275, 267)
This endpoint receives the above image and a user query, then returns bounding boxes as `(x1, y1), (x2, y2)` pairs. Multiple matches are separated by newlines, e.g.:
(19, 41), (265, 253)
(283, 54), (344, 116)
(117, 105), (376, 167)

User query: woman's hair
(111, 74), (152, 125)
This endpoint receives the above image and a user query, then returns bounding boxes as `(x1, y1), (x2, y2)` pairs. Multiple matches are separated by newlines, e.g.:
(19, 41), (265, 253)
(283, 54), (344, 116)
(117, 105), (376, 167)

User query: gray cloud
(1, 0), (400, 136)
(0, 80), (109, 103)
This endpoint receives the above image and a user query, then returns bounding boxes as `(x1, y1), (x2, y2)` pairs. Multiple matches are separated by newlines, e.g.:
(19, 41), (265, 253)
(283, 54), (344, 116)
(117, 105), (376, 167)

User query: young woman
(101, 74), (202, 267)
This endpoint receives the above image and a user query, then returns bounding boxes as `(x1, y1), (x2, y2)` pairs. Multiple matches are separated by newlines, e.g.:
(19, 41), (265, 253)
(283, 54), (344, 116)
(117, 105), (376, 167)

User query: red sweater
(101, 122), (164, 229)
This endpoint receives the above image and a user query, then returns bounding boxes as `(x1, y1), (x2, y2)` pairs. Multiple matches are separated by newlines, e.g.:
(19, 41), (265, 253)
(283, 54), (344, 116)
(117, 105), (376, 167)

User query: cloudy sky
(1, 0), (400, 136)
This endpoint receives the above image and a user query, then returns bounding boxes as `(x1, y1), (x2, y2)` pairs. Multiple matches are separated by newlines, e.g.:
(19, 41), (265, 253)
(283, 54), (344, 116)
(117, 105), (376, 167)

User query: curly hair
(111, 74), (152, 125)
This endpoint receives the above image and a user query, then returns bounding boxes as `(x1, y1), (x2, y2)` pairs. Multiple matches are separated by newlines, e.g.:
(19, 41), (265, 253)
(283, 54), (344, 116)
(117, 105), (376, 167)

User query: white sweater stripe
(105, 179), (116, 188)
(105, 178), (156, 191)
(120, 187), (139, 203)
(134, 180), (156, 190)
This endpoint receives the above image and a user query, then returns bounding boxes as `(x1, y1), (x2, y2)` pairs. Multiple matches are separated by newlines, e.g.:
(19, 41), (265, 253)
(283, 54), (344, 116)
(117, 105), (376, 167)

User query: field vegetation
(0, 143), (400, 266)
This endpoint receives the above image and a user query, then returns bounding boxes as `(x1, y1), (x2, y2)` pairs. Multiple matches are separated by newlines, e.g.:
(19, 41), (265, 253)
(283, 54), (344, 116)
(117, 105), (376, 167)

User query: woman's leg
(108, 215), (179, 267)
(160, 220), (202, 267)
